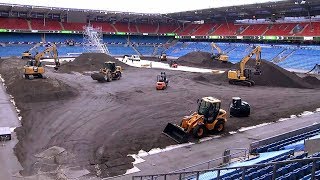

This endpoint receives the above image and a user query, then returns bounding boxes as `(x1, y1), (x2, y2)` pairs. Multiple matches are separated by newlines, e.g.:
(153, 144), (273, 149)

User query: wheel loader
(163, 97), (227, 143)
(91, 61), (122, 82)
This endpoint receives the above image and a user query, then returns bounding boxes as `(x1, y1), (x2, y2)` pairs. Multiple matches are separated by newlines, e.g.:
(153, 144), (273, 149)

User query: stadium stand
(241, 24), (269, 36)
(0, 17), (29, 30)
(133, 124), (320, 180)
(91, 22), (116, 32)
(45, 34), (83, 43)
(264, 23), (297, 36)
(62, 22), (86, 31)
(158, 24), (180, 33)
(30, 19), (62, 31)
(136, 23), (157, 33)
(113, 22), (130, 32)
(0, 33), (41, 43)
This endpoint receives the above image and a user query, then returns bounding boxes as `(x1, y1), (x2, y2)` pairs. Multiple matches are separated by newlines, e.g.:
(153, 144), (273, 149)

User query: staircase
(59, 22), (65, 30)
(27, 20), (32, 30)
(111, 24), (118, 32)
(272, 49), (296, 63)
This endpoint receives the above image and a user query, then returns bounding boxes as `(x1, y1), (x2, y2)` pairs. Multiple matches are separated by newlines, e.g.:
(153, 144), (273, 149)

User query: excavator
(228, 46), (262, 87)
(163, 97), (227, 143)
(211, 42), (229, 62)
(21, 42), (42, 59)
(23, 44), (60, 80)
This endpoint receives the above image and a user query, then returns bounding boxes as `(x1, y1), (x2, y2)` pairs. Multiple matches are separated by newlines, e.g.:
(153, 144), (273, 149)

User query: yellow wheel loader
(163, 97), (227, 143)
(91, 61), (122, 82)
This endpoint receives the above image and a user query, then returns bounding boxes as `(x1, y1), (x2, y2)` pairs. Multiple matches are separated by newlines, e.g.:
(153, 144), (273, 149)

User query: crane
(211, 42), (229, 62)
(23, 44), (60, 80)
(227, 45), (262, 87)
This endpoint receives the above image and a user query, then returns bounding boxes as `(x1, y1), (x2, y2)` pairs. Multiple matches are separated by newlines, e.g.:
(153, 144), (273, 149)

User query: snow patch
(229, 131), (237, 135)
(238, 122), (273, 132)
(298, 111), (314, 117)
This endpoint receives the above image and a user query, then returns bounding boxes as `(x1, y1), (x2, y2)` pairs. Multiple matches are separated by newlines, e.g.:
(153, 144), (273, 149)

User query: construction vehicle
(23, 44), (60, 80)
(163, 97), (227, 143)
(160, 53), (167, 61)
(91, 61), (122, 82)
(156, 72), (168, 90)
(229, 97), (250, 117)
(211, 42), (229, 62)
(169, 60), (178, 68)
(21, 42), (42, 59)
(228, 46), (262, 87)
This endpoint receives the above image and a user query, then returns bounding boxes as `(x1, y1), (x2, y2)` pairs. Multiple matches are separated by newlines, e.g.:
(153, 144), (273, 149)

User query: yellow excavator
(211, 42), (229, 62)
(21, 42), (42, 59)
(23, 44), (60, 80)
(228, 45), (262, 87)
(163, 97), (227, 143)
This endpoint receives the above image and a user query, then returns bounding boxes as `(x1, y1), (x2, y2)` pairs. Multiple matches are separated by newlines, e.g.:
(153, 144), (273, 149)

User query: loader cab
(197, 97), (221, 122)
(104, 62), (116, 72)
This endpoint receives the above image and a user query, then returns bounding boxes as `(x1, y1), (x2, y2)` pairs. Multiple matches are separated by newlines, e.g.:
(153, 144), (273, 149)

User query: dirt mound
(59, 53), (130, 73)
(212, 60), (313, 88)
(176, 51), (233, 69)
(303, 76), (320, 86)
(0, 58), (78, 103)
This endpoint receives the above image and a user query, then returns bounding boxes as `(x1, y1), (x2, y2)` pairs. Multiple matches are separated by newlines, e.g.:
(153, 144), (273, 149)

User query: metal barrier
(170, 148), (249, 173)
(133, 157), (320, 180)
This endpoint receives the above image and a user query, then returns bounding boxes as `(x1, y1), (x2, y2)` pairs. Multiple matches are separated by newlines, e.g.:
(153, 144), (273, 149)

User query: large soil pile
(59, 53), (130, 73)
(176, 51), (233, 69)
(302, 75), (320, 86)
(211, 59), (313, 88)
(0, 58), (78, 103)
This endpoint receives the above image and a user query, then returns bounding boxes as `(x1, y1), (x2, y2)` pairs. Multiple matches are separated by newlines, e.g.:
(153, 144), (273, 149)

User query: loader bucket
(162, 123), (189, 143)
(91, 73), (105, 82)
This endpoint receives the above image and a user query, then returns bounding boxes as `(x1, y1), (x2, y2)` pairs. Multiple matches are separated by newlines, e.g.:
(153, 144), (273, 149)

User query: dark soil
(176, 51), (233, 69)
(197, 59), (314, 88)
(58, 53), (130, 73)
(303, 75), (320, 86)
(1, 54), (320, 178)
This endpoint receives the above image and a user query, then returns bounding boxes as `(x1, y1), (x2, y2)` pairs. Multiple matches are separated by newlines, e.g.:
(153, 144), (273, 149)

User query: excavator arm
(211, 42), (222, 54)
(239, 46), (261, 77)
(34, 44), (60, 69)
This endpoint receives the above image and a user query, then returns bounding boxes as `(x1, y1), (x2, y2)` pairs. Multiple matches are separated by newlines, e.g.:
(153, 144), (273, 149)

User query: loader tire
(214, 120), (225, 133)
(192, 125), (206, 138)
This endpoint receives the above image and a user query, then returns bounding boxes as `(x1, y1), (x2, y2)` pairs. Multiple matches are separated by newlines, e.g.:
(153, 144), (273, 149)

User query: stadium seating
(45, 34), (83, 43)
(0, 33), (41, 43)
(212, 23), (246, 36)
(241, 24), (269, 36)
(191, 23), (216, 36)
(264, 23), (297, 36)
(179, 24), (201, 36)
(91, 22), (116, 32)
(158, 24), (180, 33)
(299, 22), (320, 36)
(113, 22), (130, 32)
(0, 17), (29, 30)
(30, 19), (62, 31)
(137, 23), (157, 33)
(62, 22), (86, 31)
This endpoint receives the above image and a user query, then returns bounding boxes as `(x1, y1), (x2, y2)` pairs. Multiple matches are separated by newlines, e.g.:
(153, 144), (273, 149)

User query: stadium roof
(0, 0), (320, 23)
(0, 0), (284, 14)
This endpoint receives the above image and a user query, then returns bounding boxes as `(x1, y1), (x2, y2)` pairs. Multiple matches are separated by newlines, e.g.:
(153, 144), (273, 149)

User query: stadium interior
(0, 0), (320, 180)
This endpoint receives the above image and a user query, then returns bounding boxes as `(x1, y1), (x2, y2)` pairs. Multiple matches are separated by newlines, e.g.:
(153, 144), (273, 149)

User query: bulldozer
(163, 97), (227, 143)
(228, 45), (262, 87)
(23, 43), (60, 80)
(91, 61), (122, 82)
(160, 53), (167, 61)
(211, 42), (229, 62)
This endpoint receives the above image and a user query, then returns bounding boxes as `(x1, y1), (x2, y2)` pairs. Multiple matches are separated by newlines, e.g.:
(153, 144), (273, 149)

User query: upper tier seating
(62, 22), (86, 31)
(0, 17), (29, 30)
(30, 19), (62, 30)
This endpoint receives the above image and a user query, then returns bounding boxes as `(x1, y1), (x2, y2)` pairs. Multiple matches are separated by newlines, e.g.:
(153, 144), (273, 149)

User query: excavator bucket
(162, 123), (189, 143)
(91, 73), (106, 82)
